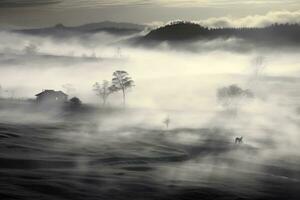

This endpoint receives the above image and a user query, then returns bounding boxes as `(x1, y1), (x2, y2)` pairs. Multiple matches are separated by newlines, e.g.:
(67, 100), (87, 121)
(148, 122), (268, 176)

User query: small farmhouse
(35, 90), (68, 104)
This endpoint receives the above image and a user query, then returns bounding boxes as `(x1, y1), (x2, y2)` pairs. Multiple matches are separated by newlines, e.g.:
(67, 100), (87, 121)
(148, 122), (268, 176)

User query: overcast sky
(0, 0), (299, 29)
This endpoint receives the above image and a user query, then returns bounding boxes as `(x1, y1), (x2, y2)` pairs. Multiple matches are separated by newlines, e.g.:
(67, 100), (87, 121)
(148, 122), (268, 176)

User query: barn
(35, 90), (68, 104)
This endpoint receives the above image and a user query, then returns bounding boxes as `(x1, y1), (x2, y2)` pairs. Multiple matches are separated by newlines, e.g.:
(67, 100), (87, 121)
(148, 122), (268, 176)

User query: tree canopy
(111, 70), (134, 107)
(217, 84), (254, 107)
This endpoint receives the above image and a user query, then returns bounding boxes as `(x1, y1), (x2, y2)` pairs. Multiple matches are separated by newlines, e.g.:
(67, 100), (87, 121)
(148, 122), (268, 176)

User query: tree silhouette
(111, 71), (134, 107)
(217, 84), (254, 107)
(252, 56), (266, 79)
(163, 116), (170, 129)
(93, 80), (113, 107)
(69, 97), (82, 108)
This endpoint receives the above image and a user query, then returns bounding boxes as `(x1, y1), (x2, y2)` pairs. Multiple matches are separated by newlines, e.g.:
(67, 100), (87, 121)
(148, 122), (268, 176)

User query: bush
(69, 97), (82, 107)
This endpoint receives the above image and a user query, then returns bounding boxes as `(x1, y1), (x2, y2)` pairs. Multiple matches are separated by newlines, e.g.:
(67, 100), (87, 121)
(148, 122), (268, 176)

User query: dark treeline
(143, 21), (300, 45)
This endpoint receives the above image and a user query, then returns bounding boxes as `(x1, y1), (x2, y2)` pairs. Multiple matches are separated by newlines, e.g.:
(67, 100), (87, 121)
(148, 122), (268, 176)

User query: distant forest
(143, 21), (300, 45)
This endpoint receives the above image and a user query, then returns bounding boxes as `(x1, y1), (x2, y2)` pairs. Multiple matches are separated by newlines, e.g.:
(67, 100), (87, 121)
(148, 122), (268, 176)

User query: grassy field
(0, 107), (300, 200)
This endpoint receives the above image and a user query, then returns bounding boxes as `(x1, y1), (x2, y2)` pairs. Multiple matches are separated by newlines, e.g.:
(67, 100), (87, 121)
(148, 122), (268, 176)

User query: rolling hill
(141, 21), (300, 46)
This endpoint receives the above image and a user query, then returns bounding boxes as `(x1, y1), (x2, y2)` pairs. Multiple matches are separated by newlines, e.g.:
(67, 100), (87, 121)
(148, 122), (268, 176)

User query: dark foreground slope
(1, 117), (300, 200)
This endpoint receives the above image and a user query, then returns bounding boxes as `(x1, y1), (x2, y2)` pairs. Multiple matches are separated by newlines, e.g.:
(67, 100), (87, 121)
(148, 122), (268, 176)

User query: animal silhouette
(235, 136), (243, 144)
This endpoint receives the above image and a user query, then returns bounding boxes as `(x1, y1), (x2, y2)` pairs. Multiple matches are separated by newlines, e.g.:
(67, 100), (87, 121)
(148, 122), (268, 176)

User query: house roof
(35, 90), (67, 97)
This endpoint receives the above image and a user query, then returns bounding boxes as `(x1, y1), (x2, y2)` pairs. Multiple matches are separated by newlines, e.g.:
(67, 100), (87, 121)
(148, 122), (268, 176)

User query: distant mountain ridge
(73, 21), (145, 31)
(13, 20), (300, 47)
(15, 21), (146, 36)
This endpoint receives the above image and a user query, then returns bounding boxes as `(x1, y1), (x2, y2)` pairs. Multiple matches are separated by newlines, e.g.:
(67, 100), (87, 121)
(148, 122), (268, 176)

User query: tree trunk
(102, 96), (107, 107)
(122, 89), (126, 108)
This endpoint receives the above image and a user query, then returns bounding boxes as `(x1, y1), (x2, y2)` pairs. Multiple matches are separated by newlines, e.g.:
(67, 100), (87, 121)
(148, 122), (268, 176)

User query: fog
(1, 30), (300, 199)
(1, 29), (300, 144)
(1, 29), (300, 135)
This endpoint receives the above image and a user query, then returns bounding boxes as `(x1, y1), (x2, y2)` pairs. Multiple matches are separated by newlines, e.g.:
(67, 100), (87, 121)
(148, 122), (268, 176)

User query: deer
(235, 136), (243, 144)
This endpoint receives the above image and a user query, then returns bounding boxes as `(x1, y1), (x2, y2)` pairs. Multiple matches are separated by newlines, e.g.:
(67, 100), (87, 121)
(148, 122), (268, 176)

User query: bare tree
(111, 71), (134, 107)
(115, 47), (122, 58)
(163, 116), (170, 129)
(93, 80), (113, 106)
(252, 56), (266, 79)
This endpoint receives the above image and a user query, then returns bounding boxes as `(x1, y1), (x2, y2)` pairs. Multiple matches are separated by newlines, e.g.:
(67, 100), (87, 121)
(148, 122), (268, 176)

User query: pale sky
(0, 0), (299, 28)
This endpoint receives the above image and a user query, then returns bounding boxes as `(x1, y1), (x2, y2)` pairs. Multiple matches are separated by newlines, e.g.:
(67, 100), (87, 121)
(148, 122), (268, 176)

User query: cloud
(198, 10), (300, 28)
(153, 0), (299, 7)
(60, 0), (300, 9)
(0, 0), (61, 8)
(0, 0), (298, 9)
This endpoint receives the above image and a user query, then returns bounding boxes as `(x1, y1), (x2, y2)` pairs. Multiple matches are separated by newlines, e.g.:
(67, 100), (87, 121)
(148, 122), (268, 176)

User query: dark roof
(35, 90), (67, 97)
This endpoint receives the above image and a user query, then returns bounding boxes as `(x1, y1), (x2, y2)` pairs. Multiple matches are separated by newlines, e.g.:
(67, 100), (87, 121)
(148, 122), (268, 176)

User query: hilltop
(140, 21), (300, 46)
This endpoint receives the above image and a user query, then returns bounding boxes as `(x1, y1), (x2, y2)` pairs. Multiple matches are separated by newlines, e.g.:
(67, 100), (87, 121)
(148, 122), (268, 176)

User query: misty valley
(1, 20), (300, 200)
